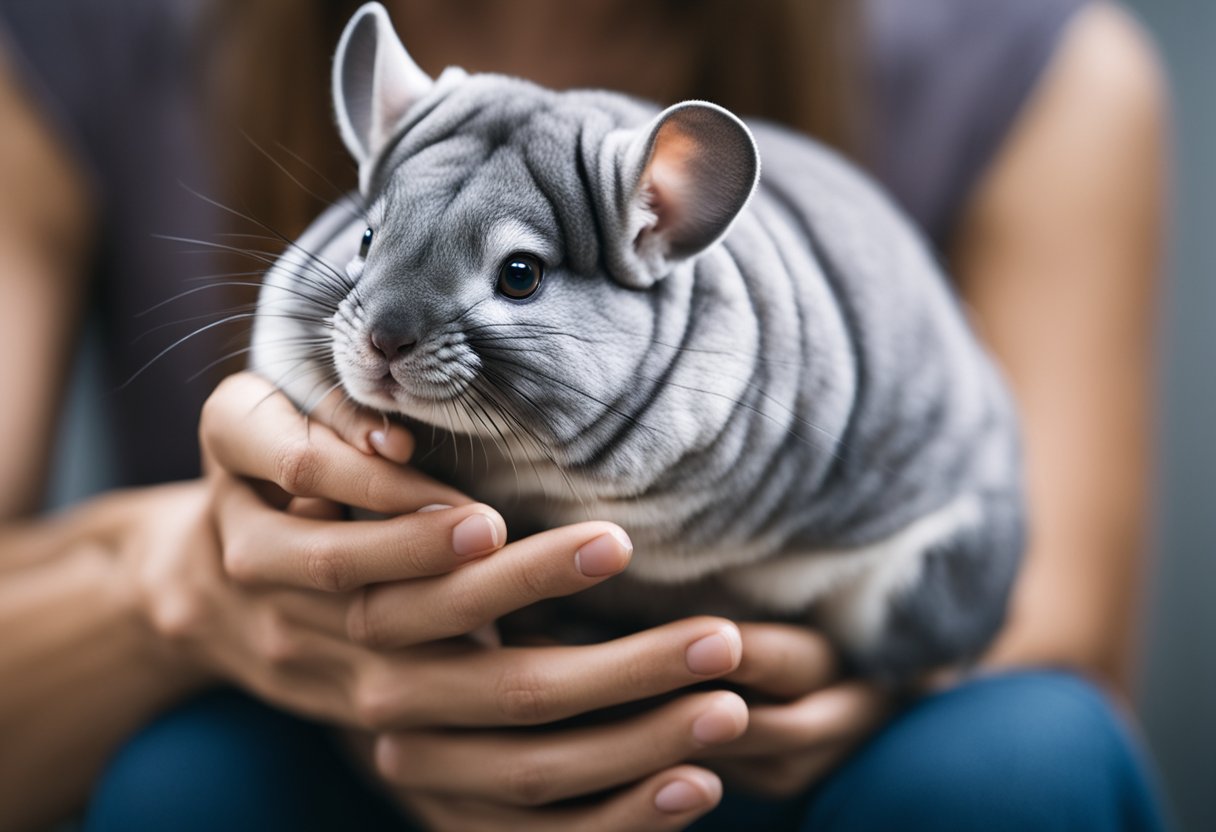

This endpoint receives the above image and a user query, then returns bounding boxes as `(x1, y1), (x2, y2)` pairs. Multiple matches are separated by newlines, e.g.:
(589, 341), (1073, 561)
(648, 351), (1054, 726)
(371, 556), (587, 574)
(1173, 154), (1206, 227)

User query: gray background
(1124, 1), (1216, 830)
(44, 1), (1216, 829)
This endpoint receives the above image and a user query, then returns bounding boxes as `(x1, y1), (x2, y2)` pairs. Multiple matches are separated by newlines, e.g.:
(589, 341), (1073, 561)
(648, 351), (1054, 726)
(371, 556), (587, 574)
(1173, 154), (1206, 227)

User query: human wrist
(95, 538), (216, 701)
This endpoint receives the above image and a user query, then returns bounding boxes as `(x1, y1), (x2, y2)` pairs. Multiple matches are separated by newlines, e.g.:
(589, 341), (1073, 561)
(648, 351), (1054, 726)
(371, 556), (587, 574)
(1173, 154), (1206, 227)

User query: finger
(407, 766), (723, 831)
(201, 373), (468, 512)
(286, 496), (345, 521)
(355, 617), (743, 729)
(725, 622), (839, 699)
(260, 589), (350, 637)
(308, 384), (415, 463)
(374, 691), (747, 807)
(349, 522), (633, 647)
(697, 681), (891, 758)
(217, 476), (507, 590)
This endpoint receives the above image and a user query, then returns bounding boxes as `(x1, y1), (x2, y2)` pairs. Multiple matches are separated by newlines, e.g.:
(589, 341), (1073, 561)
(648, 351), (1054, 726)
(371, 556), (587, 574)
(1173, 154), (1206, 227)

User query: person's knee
(805, 671), (1164, 832)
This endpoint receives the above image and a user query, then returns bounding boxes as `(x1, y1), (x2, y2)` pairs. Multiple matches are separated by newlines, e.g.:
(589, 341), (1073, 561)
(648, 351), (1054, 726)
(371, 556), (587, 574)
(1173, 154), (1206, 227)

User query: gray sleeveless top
(0, 0), (1088, 490)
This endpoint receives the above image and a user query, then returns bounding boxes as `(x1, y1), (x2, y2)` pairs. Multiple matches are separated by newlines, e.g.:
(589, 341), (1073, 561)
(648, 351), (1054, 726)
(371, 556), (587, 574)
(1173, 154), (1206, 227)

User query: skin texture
(0, 50), (91, 519)
(0, 2), (1164, 829)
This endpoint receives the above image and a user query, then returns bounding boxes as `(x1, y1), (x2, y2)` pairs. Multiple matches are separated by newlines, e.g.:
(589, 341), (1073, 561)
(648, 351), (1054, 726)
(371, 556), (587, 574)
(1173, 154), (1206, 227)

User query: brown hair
(202, 0), (861, 241)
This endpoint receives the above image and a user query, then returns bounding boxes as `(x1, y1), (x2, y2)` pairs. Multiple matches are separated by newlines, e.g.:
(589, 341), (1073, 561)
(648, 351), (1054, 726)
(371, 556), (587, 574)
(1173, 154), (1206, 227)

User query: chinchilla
(251, 2), (1026, 681)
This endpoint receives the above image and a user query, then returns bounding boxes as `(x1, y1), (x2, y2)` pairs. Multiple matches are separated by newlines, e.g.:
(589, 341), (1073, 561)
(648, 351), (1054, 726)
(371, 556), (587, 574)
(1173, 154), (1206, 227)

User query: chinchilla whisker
(482, 342), (853, 464)
(186, 341), (330, 384)
(155, 233), (352, 301)
(467, 323), (806, 370)
(468, 380), (531, 500)
(251, 362), (340, 417)
(181, 269), (272, 284)
(462, 383), (515, 487)
(239, 131), (345, 211)
(440, 398), (461, 471)
(273, 140), (362, 207)
(177, 180), (358, 288)
(137, 281), (263, 318)
(120, 312), (275, 389)
(132, 304), (261, 343)
(476, 372), (556, 502)
(300, 377), (348, 427)
(479, 366), (591, 509)
(482, 353), (664, 443)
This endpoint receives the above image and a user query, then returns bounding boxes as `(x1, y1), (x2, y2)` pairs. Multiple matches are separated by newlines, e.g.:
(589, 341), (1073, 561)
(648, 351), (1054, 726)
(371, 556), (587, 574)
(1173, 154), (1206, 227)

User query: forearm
(0, 511), (207, 831)
(980, 534), (1146, 690)
(950, 4), (1165, 695)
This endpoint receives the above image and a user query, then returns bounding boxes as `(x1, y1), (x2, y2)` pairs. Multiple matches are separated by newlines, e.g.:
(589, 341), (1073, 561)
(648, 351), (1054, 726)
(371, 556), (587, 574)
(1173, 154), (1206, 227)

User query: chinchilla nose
(369, 324), (418, 359)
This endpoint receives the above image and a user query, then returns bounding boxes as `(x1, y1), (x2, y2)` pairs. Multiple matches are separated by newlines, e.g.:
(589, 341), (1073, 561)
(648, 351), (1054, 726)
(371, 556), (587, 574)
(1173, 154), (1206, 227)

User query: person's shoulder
(963, 3), (1168, 242)
(865, 0), (1092, 66)
(861, 0), (1099, 245)
(1042, 4), (1167, 133)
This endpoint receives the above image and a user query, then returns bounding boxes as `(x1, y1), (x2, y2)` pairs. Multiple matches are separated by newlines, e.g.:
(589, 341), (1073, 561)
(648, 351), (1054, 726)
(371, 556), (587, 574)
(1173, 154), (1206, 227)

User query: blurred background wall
(1122, 2), (1216, 830)
(41, 1), (1216, 829)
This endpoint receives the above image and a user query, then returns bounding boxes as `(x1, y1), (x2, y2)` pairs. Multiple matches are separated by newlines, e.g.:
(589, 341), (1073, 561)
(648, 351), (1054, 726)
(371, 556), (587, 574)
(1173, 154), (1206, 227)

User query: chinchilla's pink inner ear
(608, 102), (760, 288)
(333, 2), (432, 188)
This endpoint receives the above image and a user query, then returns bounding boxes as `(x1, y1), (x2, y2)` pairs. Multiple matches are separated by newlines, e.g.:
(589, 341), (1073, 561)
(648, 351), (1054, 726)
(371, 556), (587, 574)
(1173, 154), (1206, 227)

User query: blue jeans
(85, 671), (1169, 831)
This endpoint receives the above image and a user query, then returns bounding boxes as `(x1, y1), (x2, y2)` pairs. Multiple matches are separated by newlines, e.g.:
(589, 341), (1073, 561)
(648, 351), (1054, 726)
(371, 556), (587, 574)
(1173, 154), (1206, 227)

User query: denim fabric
(85, 671), (1168, 832)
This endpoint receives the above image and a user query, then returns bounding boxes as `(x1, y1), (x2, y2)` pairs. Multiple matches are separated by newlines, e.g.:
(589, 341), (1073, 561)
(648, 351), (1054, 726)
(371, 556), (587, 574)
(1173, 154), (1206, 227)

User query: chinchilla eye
(359, 227), (374, 259)
(497, 253), (543, 300)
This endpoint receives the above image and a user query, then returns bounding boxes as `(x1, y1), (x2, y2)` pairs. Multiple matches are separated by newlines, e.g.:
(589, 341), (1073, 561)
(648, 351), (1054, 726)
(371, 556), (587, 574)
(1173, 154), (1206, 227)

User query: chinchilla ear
(333, 2), (432, 188)
(604, 101), (760, 288)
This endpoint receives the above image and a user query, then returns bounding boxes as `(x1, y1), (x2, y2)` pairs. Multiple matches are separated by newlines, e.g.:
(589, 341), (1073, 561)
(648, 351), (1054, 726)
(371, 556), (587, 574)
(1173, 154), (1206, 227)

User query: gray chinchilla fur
(251, 2), (1026, 680)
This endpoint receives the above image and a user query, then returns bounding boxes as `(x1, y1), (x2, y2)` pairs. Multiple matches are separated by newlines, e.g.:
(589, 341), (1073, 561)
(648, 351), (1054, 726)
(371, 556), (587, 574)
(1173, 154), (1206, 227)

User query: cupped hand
(183, 372), (743, 827)
(697, 623), (894, 798)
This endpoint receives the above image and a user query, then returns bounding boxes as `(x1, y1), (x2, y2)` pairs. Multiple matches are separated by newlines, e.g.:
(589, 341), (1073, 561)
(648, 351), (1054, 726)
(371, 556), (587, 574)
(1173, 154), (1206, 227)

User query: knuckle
(303, 534), (355, 592)
(354, 469), (382, 511)
(502, 756), (555, 806)
(221, 536), (258, 583)
(255, 610), (298, 665)
(149, 591), (206, 642)
(354, 679), (400, 731)
(347, 590), (386, 647)
(275, 438), (322, 496)
(437, 588), (485, 637)
(508, 557), (552, 603)
(494, 665), (554, 725)
(395, 533), (432, 577)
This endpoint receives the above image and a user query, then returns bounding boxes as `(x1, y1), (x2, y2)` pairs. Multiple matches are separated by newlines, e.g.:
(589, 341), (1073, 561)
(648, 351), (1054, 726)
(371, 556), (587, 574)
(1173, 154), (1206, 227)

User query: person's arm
(0, 56), (211, 830)
(951, 2), (1167, 690)
(0, 51), (90, 519)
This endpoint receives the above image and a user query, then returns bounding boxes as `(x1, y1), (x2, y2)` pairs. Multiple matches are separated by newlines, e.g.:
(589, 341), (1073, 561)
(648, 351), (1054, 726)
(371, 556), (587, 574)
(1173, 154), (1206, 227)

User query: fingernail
(575, 529), (632, 577)
(685, 628), (741, 676)
(370, 428), (412, 463)
(654, 780), (709, 813)
(691, 704), (745, 746)
(418, 503), (453, 513)
(452, 513), (500, 557)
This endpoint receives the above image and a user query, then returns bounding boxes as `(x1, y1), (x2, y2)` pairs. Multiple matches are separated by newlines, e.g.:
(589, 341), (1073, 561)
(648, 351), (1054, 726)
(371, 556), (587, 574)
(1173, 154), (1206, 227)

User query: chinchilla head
(324, 2), (759, 478)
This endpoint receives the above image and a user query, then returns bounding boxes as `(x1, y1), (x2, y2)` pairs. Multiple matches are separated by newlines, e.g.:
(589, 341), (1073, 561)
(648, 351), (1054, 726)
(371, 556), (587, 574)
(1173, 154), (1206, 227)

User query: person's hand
(368, 618), (749, 832)
(187, 372), (749, 827)
(698, 623), (894, 797)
